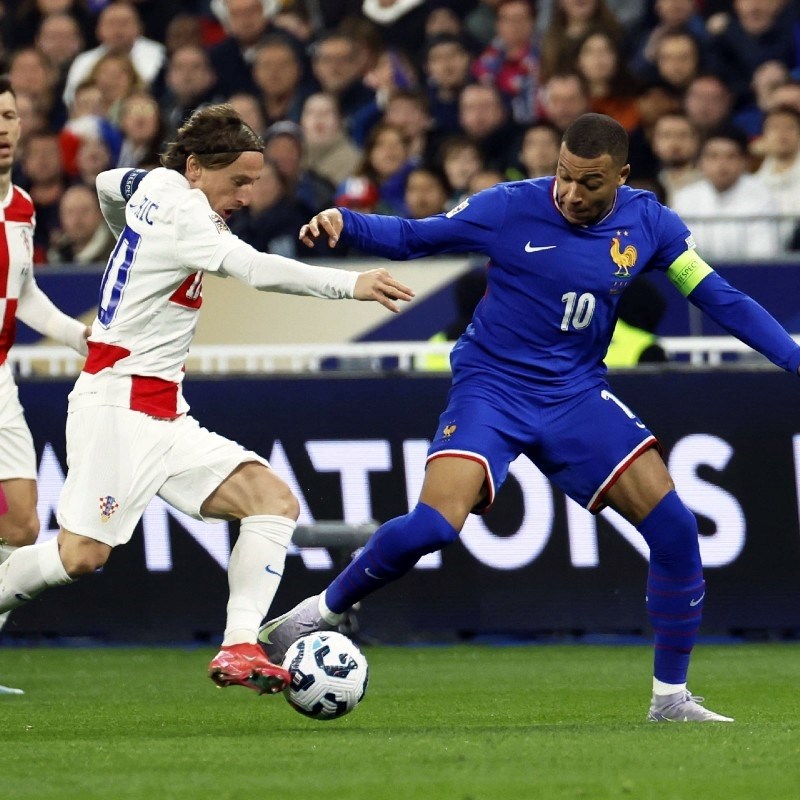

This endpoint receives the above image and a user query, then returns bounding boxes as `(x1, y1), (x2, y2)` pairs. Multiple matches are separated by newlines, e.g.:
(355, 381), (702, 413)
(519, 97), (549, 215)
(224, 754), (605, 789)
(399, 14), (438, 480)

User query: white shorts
(0, 363), (36, 481)
(57, 405), (269, 547)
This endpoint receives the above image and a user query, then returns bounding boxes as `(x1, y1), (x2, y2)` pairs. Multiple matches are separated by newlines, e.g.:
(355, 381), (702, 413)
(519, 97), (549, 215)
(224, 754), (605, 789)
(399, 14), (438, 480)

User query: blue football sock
(637, 491), (704, 685)
(325, 502), (459, 614)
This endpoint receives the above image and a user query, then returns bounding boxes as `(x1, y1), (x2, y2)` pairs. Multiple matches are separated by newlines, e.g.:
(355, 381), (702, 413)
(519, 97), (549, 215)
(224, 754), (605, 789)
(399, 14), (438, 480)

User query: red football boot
(208, 642), (290, 695)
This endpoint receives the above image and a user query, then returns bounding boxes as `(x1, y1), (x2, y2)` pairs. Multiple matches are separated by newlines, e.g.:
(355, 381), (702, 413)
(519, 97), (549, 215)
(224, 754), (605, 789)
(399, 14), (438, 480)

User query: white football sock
(223, 515), (295, 646)
(0, 538), (72, 613)
(653, 677), (687, 696)
(0, 542), (17, 565)
(318, 592), (344, 626)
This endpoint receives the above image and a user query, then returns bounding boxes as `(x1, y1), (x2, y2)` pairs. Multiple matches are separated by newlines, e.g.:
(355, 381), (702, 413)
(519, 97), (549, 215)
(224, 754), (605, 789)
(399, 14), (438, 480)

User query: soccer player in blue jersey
(260, 113), (800, 722)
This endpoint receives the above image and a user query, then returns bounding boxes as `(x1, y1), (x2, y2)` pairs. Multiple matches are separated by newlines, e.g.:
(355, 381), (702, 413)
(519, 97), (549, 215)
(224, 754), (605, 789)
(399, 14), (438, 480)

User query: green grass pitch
(2, 643), (799, 800)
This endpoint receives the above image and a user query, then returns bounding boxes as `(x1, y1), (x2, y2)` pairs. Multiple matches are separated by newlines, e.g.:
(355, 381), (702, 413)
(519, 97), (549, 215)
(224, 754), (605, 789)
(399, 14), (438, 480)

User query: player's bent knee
(58, 538), (112, 577)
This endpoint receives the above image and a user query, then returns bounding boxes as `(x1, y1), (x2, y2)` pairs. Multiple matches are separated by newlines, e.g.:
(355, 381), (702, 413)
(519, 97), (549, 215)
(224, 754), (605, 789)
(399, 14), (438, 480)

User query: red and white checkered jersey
(73, 167), (243, 419)
(74, 167), (357, 420)
(0, 184), (36, 366)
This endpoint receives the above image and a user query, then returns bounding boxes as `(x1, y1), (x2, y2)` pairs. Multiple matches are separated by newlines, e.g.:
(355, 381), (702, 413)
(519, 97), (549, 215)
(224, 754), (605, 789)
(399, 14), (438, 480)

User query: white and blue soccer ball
(281, 631), (369, 720)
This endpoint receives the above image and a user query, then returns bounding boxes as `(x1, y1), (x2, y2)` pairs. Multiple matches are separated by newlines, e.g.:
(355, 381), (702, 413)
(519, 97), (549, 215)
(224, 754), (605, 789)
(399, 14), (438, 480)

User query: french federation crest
(610, 231), (637, 278)
(442, 423), (457, 439)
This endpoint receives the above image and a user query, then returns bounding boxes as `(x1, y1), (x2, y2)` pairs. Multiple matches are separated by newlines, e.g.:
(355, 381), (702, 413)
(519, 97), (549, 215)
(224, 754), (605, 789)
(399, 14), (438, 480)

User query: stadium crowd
(2, 0), (800, 264)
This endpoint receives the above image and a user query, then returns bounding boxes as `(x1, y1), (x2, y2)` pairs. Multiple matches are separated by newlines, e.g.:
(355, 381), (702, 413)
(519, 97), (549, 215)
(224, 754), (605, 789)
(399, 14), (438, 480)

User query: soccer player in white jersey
(0, 76), (90, 696)
(0, 103), (414, 695)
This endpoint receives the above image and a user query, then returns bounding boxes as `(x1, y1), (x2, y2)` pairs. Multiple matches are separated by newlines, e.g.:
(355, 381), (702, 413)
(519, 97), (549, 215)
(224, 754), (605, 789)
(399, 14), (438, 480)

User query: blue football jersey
(341, 179), (691, 390)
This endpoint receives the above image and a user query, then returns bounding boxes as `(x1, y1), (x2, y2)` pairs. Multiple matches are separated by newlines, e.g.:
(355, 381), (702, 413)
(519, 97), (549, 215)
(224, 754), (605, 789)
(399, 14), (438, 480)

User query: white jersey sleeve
(174, 191), (244, 273)
(96, 168), (148, 238)
(219, 241), (358, 298)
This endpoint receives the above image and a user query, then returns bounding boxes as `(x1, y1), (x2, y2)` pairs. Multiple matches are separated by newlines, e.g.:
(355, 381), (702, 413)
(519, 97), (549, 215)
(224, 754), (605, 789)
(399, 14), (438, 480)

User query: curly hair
(160, 103), (263, 172)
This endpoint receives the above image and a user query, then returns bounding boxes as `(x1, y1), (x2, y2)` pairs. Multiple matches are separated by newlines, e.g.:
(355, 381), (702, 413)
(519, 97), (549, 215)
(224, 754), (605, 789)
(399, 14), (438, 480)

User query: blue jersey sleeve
(688, 271), (800, 374)
(340, 185), (509, 260)
(648, 203), (693, 272)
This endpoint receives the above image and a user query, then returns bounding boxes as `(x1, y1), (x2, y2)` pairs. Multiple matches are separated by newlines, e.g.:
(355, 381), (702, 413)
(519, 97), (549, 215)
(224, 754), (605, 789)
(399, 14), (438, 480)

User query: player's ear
(185, 155), (201, 182)
(618, 163), (631, 185)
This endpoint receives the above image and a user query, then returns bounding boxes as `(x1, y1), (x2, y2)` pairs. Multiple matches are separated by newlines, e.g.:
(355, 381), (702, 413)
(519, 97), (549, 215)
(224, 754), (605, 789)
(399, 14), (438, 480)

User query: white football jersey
(73, 167), (242, 418)
(0, 184), (36, 367)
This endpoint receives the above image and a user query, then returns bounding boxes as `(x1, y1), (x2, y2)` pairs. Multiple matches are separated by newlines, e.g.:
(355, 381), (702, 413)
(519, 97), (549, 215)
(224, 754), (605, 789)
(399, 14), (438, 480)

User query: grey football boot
(258, 595), (337, 664)
(648, 690), (734, 722)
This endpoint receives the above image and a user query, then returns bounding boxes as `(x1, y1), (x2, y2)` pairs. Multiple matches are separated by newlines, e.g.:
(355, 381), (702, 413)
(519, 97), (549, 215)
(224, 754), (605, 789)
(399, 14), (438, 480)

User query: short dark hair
(160, 103), (262, 172)
(562, 113), (628, 165)
(0, 74), (14, 98)
(702, 123), (749, 155)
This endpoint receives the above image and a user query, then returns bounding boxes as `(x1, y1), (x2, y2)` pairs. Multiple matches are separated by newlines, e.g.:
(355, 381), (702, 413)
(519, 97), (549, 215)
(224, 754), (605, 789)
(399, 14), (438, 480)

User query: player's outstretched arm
(353, 268), (415, 313)
(299, 208), (343, 249)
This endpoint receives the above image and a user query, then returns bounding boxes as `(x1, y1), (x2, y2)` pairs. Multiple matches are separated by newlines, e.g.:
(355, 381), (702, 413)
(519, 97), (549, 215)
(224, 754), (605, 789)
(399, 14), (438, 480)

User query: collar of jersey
(550, 178), (618, 228)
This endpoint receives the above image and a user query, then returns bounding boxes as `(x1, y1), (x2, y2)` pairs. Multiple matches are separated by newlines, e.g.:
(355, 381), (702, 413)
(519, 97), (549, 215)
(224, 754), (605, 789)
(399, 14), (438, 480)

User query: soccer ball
(281, 631), (369, 720)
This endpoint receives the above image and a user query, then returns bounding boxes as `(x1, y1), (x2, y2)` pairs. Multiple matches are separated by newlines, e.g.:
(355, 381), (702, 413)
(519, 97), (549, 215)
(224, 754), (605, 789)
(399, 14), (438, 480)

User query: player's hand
(354, 268), (414, 313)
(299, 208), (344, 249)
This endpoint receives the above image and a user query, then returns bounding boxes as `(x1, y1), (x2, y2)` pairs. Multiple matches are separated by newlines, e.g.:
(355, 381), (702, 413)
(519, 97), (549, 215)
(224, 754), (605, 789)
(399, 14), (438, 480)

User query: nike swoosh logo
(365, 568), (382, 580)
(264, 565), (283, 577)
(14, 593), (31, 602)
(689, 592), (705, 607)
(525, 243), (557, 253)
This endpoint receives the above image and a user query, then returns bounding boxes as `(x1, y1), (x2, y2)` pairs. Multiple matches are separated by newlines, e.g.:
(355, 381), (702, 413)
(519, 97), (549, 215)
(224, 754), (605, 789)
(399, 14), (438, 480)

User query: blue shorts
(427, 376), (657, 513)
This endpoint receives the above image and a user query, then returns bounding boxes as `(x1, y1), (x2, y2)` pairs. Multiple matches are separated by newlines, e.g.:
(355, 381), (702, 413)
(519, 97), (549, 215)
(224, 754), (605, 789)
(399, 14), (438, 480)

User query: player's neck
(0, 170), (11, 200)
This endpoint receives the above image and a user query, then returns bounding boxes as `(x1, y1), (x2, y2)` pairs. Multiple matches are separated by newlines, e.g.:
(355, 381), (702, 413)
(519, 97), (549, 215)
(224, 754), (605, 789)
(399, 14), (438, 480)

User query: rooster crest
(610, 236), (637, 277)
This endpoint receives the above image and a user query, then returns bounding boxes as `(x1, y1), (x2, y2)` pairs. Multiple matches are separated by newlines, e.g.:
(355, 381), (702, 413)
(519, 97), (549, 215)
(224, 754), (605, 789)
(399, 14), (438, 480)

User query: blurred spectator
(59, 79), (122, 177)
(540, 0), (625, 81)
(264, 119), (334, 216)
(539, 71), (590, 133)
(384, 89), (433, 161)
(766, 80), (800, 115)
(754, 105), (800, 247)
(424, 33), (473, 140)
(472, 0), (541, 124)
(684, 73), (734, 136)
(468, 167), (505, 193)
(465, 0), (502, 46)
(87, 51), (145, 124)
(63, 2), (166, 107)
(35, 12), (84, 76)
(361, 0), (435, 61)
(650, 111), (702, 205)
(650, 28), (702, 96)
(74, 134), (113, 190)
(672, 124), (781, 259)
(708, 0), (798, 110)
(574, 28), (640, 131)
(438, 134), (484, 208)
(47, 183), (115, 265)
(734, 59), (791, 137)
(273, 3), (315, 45)
(310, 31), (375, 135)
(335, 175), (380, 213)
(20, 130), (66, 261)
(4, 0), (93, 52)
(228, 158), (309, 259)
(116, 90), (164, 169)
(227, 92), (267, 137)
(300, 92), (362, 188)
(424, 4), (483, 55)
(252, 35), (310, 127)
(404, 165), (451, 218)
(209, 0), (280, 98)
(341, 121), (415, 216)
(162, 12), (206, 54)
(158, 44), (222, 140)
(630, 0), (708, 77)
(627, 79), (683, 180)
(351, 46), (418, 146)
(14, 92), (48, 151)
(459, 82), (523, 171)
(8, 47), (65, 129)
(513, 119), (561, 178)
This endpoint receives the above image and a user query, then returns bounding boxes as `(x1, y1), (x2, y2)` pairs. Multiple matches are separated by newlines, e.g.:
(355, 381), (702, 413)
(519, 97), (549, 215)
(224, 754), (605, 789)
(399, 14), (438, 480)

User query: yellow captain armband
(666, 251), (713, 297)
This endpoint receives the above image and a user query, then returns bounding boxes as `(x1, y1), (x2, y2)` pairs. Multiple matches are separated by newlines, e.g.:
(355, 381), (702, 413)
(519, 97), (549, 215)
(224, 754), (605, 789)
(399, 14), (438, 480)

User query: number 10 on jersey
(99, 226), (141, 327)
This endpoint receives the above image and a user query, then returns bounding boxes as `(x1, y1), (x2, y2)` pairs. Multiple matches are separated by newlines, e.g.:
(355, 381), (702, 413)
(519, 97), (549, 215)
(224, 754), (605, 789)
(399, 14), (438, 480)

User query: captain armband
(666, 251), (713, 297)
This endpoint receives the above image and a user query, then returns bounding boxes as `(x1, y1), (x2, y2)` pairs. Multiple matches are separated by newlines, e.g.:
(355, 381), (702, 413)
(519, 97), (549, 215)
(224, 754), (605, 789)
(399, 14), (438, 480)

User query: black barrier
(8, 369), (800, 642)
